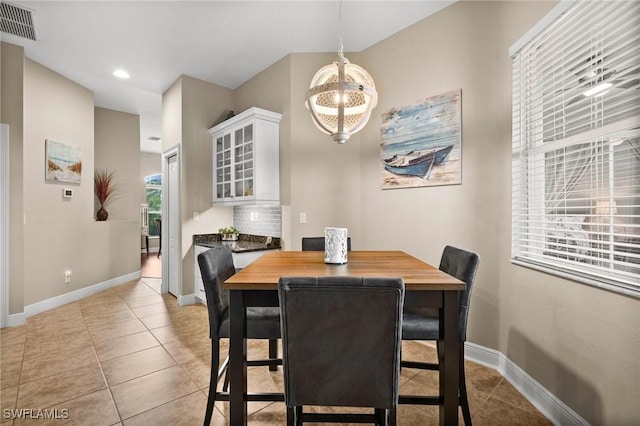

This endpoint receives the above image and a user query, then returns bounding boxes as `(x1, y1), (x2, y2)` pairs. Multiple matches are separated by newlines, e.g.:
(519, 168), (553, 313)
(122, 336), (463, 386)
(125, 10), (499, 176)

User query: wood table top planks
(224, 250), (464, 291)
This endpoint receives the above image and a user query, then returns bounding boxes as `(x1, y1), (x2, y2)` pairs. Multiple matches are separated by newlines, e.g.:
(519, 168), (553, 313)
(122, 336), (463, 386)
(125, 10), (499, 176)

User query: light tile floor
(0, 278), (551, 425)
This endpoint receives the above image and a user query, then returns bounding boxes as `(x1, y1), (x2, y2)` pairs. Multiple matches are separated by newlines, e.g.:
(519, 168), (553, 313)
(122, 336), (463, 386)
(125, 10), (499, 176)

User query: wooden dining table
(223, 250), (465, 425)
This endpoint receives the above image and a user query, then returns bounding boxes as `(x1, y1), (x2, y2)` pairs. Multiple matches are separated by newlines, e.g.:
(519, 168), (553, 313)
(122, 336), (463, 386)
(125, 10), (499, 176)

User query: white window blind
(511, 0), (640, 296)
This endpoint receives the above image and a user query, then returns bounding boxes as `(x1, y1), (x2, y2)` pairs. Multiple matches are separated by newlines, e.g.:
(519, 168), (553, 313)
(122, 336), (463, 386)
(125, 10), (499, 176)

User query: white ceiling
(3, 1), (454, 153)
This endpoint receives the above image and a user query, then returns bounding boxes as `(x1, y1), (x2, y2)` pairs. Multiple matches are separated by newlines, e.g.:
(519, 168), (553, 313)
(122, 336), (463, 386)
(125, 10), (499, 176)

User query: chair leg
(459, 344), (472, 426)
(295, 406), (303, 426)
(375, 408), (390, 426)
(389, 408), (397, 426)
(269, 338), (278, 371)
(217, 355), (230, 392)
(286, 406), (295, 426)
(204, 340), (219, 426)
(222, 364), (230, 392)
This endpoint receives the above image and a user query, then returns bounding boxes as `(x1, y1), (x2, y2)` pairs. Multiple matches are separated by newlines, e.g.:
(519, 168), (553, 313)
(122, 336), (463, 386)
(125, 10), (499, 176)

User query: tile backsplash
(234, 205), (281, 237)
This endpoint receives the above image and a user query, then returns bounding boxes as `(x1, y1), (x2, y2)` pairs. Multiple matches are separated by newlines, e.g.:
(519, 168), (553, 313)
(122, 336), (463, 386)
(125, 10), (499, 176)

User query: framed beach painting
(45, 139), (82, 183)
(380, 89), (462, 189)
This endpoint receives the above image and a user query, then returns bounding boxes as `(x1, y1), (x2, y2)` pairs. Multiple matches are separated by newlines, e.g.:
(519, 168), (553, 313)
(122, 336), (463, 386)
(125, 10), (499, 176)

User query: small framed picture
(45, 139), (82, 183)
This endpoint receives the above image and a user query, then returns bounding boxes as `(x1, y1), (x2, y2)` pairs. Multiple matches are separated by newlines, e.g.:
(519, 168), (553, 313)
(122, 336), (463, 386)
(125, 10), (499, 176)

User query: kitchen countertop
(193, 233), (281, 253)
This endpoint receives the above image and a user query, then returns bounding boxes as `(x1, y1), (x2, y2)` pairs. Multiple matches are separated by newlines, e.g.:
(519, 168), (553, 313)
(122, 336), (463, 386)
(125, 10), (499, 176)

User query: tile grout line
(5, 328), (26, 425)
(110, 279), (206, 423)
(108, 280), (164, 424)
(14, 302), (106, 422)
(6, 278), (551, 425)
(81, 292), (126, 425)
(481, 377), (550, 420)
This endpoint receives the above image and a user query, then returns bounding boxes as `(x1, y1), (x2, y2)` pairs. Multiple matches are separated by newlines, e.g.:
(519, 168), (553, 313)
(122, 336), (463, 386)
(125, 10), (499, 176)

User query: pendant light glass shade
(305, 56), (378, 144)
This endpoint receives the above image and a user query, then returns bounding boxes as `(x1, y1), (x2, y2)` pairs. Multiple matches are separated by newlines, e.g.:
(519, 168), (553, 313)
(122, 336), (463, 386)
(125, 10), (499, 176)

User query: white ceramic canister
(324, 227), (348, 264)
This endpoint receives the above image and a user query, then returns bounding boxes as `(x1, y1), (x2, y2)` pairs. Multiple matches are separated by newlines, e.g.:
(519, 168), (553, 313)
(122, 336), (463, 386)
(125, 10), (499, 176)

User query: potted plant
(94, 169), (118, 221)
(219, 226), (240, 241)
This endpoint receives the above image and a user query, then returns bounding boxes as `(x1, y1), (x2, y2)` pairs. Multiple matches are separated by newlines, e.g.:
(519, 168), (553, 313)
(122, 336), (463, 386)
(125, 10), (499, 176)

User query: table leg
(229, 290), (248, 425)
(440, 291), (460, 425)
(269, 339), (278, 371)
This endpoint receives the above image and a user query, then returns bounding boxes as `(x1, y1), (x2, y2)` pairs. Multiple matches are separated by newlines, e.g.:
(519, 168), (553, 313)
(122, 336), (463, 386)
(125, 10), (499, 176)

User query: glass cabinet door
(216, 134), (232, 199)
(233, 124), (254, 197)
(212, 108), (280, 205)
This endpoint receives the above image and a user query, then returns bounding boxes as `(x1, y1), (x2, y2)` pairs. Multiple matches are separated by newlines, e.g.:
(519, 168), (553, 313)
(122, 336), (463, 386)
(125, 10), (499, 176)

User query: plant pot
(221, 233), (238, 241)
(96, 206), (109, 221)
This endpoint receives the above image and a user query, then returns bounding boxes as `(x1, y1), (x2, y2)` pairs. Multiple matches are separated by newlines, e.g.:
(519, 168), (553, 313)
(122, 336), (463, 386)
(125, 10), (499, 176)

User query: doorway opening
(141, 173), (162, 281)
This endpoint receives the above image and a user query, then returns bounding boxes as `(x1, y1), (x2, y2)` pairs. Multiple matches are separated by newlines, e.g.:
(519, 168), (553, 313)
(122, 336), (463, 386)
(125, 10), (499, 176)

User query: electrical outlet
(299, 212), (307, 224)
(64, 270), (72, 284)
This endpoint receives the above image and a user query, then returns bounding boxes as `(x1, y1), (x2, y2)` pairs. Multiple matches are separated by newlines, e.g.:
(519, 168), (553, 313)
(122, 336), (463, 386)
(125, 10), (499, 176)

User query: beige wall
(94, 107), (141, 221)
(358, 1), (638, 423)
(1, 42), (25, 315)
(181, 75), (236, 294)
(162, 75), (234, 295)
(288, 53), (364, 251)
(4, 0), (635, 420)
(141, 152), (161, 189)
(230, 1), (638, 422)
(360, 0), (503, 344)
(161, 77), (182, 152)
(235, 52), (365, 250)
(20, 59), (139, 306)
(235, 54), (293, 247)
(495, 2), (639, 423)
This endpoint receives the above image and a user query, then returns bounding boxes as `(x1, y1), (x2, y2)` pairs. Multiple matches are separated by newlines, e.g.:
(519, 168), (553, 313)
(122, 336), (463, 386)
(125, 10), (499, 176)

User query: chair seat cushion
(402, 308), (439, 341)
(219, 307), (281, 339)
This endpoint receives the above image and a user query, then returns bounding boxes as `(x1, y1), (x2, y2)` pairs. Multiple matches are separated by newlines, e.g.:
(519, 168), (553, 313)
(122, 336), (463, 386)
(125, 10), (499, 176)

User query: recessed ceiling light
(113, 69), (130, 79)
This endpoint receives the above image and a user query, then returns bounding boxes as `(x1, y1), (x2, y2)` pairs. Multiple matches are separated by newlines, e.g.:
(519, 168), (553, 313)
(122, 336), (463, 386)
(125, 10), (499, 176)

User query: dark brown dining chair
(301, 236), (352, 251)
(278, 276), (404, 425)
(155, 217), (162, 258)
(401, 245), (479, 425)
(197, 246), (282, 425)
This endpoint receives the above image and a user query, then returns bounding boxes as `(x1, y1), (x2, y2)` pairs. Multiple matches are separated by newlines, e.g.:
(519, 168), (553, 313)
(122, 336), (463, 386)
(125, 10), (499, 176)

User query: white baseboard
(6, 271), (141, 327)
(177, 294), (197, 306)
(7, 311), (25, 327)
(177, 294), (207, 307)
(465, 342), (589, 426)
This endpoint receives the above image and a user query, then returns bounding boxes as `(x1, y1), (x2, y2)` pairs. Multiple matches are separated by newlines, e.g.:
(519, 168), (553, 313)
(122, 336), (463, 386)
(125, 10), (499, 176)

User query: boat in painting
(383, 152), (435, 178)
(383, 144), (453, 179)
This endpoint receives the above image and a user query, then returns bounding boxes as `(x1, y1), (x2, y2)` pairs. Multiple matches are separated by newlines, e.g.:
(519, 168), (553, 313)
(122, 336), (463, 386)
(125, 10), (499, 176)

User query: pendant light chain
(338, 0), (345, 61)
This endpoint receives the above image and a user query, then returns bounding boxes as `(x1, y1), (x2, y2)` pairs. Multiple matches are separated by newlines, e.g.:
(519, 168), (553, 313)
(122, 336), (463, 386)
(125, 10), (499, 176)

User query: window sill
(511, 258), (640, 299)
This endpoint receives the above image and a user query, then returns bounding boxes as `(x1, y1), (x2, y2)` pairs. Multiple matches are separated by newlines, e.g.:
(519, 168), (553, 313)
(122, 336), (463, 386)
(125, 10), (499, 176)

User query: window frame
(145, 173), (162, 237)
(510, 0), (640, 298)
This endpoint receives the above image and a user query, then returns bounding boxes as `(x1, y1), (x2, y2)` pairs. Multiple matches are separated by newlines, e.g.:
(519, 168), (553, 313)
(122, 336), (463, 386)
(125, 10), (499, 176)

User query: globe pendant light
(304, 2), (378, 144)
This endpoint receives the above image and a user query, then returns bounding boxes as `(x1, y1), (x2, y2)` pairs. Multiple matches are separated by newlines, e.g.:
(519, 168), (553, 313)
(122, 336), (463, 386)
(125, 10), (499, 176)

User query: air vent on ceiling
(1, 2), (37, 41)
(148, 136), (161, 141)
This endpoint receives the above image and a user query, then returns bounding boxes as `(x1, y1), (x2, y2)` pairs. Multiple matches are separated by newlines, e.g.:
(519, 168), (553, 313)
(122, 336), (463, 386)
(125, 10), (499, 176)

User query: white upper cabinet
(209, 107), (282, 206)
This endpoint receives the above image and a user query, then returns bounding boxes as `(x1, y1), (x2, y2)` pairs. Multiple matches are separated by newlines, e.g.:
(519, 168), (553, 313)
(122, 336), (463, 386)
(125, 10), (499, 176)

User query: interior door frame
(1, 124), (9, 328)
(162, 144), (181, 296)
